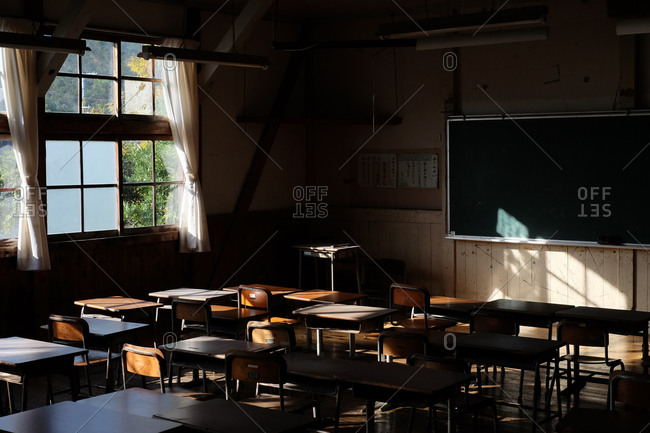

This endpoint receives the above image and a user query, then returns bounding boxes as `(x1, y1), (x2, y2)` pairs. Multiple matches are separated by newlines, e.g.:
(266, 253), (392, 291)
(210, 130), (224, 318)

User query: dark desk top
(481, 299), (574, 317)
(154, 397), (315, 433)
(457, 333), (565, 358)
(555, 407), (650, 433)
(79, 317), (148, 337)
(158, 336), (278, 359)
(285, 289), (366, 304)
(292, 303), (396, 322)
(77, 388), (197, 417)
(0, 337), (87, 368)
(0, 400), (181, 433)
(556, 306), (650, 325)
(284, 352), (472, 396)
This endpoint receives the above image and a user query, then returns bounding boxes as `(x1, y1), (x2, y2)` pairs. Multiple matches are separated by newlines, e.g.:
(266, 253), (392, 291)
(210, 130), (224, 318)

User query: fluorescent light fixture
(616, 18), (650, 35)
(378, 5), (548, 39)
(0, 31), (87, 55)
(139, 45), (269, 70)
(416, 27), (549, 50)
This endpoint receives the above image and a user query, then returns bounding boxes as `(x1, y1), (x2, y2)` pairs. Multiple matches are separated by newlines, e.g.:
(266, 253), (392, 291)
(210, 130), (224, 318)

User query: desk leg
(447, 396), (453, 433)
(348, 334), (356, 358)
(316, 329), (324, 356)
(365, 399), (375, 433)
(555, 357), (562, 419)
(106, 346), (114, 393)
(545, 323), (553, 402)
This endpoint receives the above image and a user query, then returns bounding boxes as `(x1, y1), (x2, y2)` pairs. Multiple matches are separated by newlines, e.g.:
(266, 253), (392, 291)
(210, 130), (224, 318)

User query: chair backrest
(238, 285), (272, 313)
(470, 313), (519, 336)
(48, 315), (89, 348)
(610, 371), (650, 411)
(408, 354), (471, 374)
(171, 300), (211, 335)
(557, 321), (607, 348)
(247, 321), (296, 351)
(378, 330), (428, 361)
(390, 283), (430, 310)
(225, 350), (287, 409)
(121, 343), (166, 393)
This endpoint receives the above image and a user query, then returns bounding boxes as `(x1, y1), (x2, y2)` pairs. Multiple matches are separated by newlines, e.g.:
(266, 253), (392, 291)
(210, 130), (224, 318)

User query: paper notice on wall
(358, 154), (397, 188)
(397, 153), (438, 188)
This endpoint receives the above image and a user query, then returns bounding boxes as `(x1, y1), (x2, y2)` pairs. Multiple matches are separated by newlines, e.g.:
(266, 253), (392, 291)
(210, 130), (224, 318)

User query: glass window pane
(47, 188), (81, 234)
(60, 54), (79, 74)
(82, 40), (115, 76)
(153, 59), (163, 79)
(122, 80), (153, 115)
(0, 140), (20, 189)
(82, 78), (116, 114)
(84, 187), (118, 231)
(154, 82), (166, 116)
(0, 140), (19, 239)
(121, 42), (152, 78)
(122, 140), (152, 183)
(155, 140), (183, 182)
(0, 79), (5, 113)
(46, 141), (80, 186)
(123, 185), (153, 228)
(45, 76), (79, 113)
(155, 184), (180, 226)
(83, 141), (117, 185)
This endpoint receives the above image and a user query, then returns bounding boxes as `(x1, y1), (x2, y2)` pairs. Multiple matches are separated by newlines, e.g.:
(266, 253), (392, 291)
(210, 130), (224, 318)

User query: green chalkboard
(447, 113), (650, 246)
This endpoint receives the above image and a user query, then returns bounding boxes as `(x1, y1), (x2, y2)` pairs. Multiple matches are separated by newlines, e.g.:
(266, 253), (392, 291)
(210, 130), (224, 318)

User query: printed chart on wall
(357, 154), (397, 188)
(398, 153), (439, 188)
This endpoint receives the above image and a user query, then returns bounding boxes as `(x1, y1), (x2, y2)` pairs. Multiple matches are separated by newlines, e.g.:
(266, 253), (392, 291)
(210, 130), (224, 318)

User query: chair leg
(84, 366), (93, 396)
(565, 361), (572, 411)
(334, 385), (342, 433)
(407, 406), (416, 433)
(518, 370), (525, 404)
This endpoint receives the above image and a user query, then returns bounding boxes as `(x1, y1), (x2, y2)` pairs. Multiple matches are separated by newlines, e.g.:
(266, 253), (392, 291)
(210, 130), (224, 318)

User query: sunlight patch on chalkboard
(496, 208), (529, 239)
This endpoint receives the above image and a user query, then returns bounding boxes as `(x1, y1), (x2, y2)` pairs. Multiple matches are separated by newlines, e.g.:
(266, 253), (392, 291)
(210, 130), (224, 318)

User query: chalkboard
(447, 113), (650, 246)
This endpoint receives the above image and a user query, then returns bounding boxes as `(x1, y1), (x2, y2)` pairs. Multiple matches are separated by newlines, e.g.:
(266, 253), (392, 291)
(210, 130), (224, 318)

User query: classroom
(0, 1), (649, 432)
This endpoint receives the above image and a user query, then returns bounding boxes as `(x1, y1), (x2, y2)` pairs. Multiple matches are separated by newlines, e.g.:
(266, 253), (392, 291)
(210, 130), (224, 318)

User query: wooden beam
(208, 52), (304, 288)
(37, 0), (96, 97)
(198, 0), (275, 89)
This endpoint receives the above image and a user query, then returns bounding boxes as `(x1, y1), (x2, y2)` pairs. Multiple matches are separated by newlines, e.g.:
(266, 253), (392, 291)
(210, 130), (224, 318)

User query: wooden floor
(4, 323), (646, 433)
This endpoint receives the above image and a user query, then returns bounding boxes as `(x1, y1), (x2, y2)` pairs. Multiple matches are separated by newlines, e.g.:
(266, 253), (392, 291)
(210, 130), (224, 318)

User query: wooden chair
(408, 354), (499, 433)
(377, 330), (429, 362)
(225, 350), (316, 414)
(121, 344), (166, 393)
(238, 285), (300, 325)
(48, 314), (120, 397)
(247, 321), (297, 352)
(609, 370), (650, 411)
(558, 321), (624, 408)
(389, 283), (456, 330)
(169, 300), (212, 389)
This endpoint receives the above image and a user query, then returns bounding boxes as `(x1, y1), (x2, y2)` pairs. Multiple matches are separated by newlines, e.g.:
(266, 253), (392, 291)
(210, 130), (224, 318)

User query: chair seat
(396, 317), (456, 330)
(563, 354), (621, 365)
(270, 317), (300, 325)
(210, 306), (270, 320)
(74, 349), (120, 367)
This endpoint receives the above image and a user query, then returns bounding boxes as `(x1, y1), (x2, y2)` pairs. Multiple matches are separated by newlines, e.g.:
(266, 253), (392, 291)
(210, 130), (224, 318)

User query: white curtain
(161, 39), (210, 252)
(0, 19), (50, 270)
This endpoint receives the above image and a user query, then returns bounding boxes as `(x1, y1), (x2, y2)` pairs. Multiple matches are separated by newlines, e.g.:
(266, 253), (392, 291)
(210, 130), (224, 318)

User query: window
(43, 36), (179, 238)
(0, 140), (19, 240)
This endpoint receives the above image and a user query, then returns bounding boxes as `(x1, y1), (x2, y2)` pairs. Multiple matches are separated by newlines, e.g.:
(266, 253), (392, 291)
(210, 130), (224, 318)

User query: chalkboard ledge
(446, 235), (649, 250)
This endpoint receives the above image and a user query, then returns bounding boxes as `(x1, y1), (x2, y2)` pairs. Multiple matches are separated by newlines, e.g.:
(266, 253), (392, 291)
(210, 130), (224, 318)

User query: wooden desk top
(554, 407), (650, 433)
(154, 397), (315, 433)
(481, 299), (574, 317)
(457, 333), (565, 358)
(292, 303), (397, 322)
(0, 337), (87, 367)
(158, 336), (278, 359)
(285, 289), (366, 304)
(293, 243), (359, 253)
(0, 400), (181, 433)
(209, 305), (270, 321)
(176, 290), (233, 302)
(77, 388), (197, 417)
(556, 306), (650, 325)
(149, 288), (220, 300)
(284, 352), (472, 396)
(223, 284), (302, 296)
(75, 296), (162, 312)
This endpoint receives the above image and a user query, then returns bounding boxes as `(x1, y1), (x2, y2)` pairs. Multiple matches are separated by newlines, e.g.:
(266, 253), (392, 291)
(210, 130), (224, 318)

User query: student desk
(153, 396), (316, 433)
(0, 400), (181, 433)
(427, 296), (485, 322)
(284, 352), (474, 433)
(555, 306), (650, 374)
(75, 296), (162, 322)
(76, 387), (197, 416)
(293, 243), (361, 292)
(478, 299), (574, 338)
(0, 337), (87, 413)
(554, 407), (650, 433)
(285, 289), (366, 304)
(292, 303), (397, 357)
(455, 333), (565, 429)
(41, 317), (148, 392)
(222, 284), (302, 297)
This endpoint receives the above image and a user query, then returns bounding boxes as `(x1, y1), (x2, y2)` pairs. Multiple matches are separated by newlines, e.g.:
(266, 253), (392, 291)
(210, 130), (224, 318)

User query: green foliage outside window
(0, 141), (20, 239)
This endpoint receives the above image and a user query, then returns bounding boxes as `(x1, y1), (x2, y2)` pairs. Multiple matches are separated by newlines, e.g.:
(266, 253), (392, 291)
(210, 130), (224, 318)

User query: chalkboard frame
(446, 111), (650, 248)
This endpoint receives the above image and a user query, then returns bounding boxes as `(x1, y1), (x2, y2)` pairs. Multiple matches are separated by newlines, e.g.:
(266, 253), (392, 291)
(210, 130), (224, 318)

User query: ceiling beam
(198, 0), (274, 89)
(37, 0), (96, 97)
